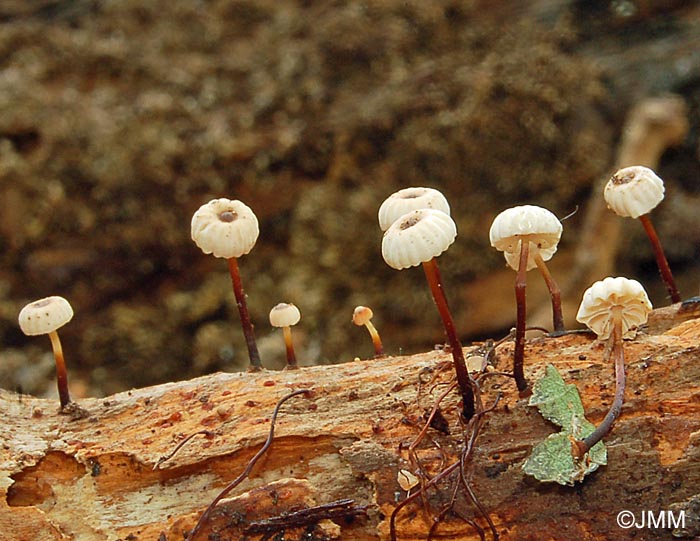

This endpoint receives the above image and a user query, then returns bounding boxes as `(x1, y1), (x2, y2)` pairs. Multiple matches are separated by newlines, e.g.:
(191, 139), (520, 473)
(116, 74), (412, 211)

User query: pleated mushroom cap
(576, 276), (652, 340)
(378, 187), (450, 231)
(382, 209), (456, 270)
(489, 205), (562, 271)
(191, 198), (259, 259)
(269, 303), (301, 328)
(19, 296), (74, 336)
(604, 166), (664, 219)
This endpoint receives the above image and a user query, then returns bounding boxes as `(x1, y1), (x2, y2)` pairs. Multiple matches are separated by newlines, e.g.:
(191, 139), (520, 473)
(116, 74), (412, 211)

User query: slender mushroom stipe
(191, 198), (263, 370)
(639, 213), (680, 303)
(575, 277), (652, 455)
(228, 257), (261, 369)
(577, 308), (626, 455)
(514, 240), (530, 392)
(604, 166), (680, 303)
(533, 252), (565, 333)
(382, 207), (475, 420)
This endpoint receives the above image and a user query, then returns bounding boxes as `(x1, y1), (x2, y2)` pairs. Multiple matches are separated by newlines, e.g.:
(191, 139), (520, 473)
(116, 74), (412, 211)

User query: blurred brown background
(0, 0), (699, 398)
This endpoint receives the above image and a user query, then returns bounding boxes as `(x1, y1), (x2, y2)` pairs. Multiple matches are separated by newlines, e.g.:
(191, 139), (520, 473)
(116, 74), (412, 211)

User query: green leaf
(529, 364), (585, 430)
(523, 433), (606, 486)
(523, 364), (607, 486)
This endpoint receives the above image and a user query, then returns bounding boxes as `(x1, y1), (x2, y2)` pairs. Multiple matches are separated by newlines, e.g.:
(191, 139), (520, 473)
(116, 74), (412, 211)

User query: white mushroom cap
(191, 198), (259, 259)
(576, 276), (652, 340)
(604, 166), (664, 219)
(378, 187), (450, 231)
(489, 205), (562, 271)
(382, 209), (456, 270)
(352, 306), (373, 326)
(269, 303), (301, 328)
(18, 296), (74, 336)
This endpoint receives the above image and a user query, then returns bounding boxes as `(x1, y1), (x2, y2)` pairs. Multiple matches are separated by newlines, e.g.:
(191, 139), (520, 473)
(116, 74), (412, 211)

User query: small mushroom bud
(352, 306), (384, 358)
(378, 187), (451, 232)
(191, 198), (263, 370)
(574, 277), (652, 456)
(381, 207), (474, 420)
(269, 303), (301, 369)
(604, 166), (680, 303)
(18, 296), (75, 411)
(489, 205), (565, 392)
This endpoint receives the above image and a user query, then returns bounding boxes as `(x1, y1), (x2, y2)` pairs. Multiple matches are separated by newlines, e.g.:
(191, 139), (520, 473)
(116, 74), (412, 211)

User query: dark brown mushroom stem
(421, 258), (475, 420)
(638, 214), (681, 303)
(48, 330), (71, 409)
(533, 252), (565, 333)
(227, 257), (262, 370)
(575, 310), (625, 456)
(282, 327), (298, 369)
(514, 241), (530, 393)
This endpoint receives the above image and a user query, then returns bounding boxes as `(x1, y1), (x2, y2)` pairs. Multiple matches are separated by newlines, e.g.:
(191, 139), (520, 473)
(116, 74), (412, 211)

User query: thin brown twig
(427, 476), (486, 541)
(243, 498), (369, 534)
(408, 381), (458, 518)
(394, 375), (491, 539)
(408, 382), (458, 456)
(459, 394), (502, 540)
(455, 508), (488, 541)
(153, 430), (215, 470)
(187, 388), (312, 541)
(390, 460), (461, 541)
(428, 376), (503, 539)
(394, 336), (511, 541)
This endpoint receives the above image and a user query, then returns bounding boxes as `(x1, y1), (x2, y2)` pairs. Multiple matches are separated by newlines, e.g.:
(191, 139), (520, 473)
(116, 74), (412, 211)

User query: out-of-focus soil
(0, 1), (699, 397)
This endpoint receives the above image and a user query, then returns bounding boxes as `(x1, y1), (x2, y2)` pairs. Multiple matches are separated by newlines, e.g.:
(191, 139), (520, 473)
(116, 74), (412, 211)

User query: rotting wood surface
(1, 305), (699, 541)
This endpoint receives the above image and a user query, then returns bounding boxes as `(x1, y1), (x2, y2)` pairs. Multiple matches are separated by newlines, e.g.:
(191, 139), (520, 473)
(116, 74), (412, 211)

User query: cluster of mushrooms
(19, 165), (676, 457)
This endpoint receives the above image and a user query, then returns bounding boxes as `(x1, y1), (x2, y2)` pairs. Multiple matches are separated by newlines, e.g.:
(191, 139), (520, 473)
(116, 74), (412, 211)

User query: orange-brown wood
(1, 305), (699, 540)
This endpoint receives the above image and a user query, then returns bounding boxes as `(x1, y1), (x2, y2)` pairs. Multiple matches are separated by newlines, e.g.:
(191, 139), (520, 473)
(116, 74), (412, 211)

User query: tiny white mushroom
(381, 208), (474, 419)
(18, 296), (75, 409)
(269, 302), (301, 327)
(603, 166), (680, 303)
(603, 166), (664, 219)
(489, 205), (562, 272)
(576, 276), (652, 340)
(489, 205), (565, 391)
(269, 303), (301, 368)
(191, 198), (262, 369)
(382, 209), (456, 270)
(574, 276), (652, 456)
(191, 198), (259, 259)
(378, 187), (451, 231)
(352, 306), (384, 357)
(19, 296), (73, 336)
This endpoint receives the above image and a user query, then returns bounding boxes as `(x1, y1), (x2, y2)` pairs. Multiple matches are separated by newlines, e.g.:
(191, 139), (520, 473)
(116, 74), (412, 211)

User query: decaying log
(2, 304), (700, 541)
